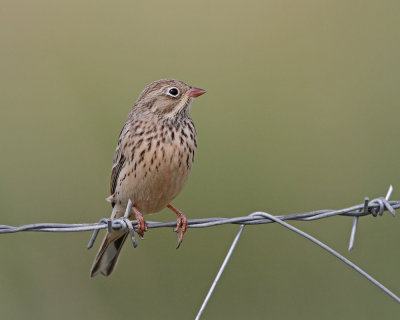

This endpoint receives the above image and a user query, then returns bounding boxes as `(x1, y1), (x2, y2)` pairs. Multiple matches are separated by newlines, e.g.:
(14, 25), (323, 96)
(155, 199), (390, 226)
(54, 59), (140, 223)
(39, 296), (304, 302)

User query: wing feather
(110, 124), (129, 197)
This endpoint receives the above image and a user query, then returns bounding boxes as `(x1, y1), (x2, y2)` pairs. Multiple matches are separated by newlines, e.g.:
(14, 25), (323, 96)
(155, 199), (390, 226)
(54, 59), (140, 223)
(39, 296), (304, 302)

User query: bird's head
(133, 79), (206, 119)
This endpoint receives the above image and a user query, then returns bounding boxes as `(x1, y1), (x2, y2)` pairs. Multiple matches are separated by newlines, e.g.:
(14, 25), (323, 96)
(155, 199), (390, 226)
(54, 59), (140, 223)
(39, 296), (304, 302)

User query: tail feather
(90, 231), (128, 277)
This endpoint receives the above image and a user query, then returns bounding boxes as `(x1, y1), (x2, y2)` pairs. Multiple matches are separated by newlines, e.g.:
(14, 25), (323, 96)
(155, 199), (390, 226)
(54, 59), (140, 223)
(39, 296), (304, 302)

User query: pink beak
(186, 87), (206, 98)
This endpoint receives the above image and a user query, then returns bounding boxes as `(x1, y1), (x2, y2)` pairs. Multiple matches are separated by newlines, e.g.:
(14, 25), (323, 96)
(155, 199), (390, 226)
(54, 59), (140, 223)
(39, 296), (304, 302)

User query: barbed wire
(0, 186), (399, 318)
(1, 198), (397, 235)
(195, 186), (399, 319)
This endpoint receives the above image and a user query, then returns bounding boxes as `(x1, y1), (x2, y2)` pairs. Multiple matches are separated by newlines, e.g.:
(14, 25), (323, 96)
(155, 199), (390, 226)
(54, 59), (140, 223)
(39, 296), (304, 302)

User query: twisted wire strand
(1, 199), (398, 235)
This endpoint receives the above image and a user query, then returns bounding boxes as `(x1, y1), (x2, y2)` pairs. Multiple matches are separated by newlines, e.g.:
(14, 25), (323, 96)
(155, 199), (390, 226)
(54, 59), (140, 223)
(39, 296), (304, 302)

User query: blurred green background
(1, 0), (400, 319)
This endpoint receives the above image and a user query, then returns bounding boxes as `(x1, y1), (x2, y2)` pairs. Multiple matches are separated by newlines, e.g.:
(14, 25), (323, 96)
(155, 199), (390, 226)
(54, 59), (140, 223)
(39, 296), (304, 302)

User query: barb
(348, 197), (370, 251)
(348, 185), (394, 251)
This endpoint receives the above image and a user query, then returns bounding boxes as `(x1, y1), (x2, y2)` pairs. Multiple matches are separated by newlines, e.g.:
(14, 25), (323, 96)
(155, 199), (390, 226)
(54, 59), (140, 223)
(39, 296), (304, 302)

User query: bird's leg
(167, 204), (188, 249)
(132, 206), (147, 239)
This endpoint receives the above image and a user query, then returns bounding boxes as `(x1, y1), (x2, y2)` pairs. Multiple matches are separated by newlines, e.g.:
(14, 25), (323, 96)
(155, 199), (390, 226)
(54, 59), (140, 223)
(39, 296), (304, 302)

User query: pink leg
(167, 204), (188, 249)
(133, 206), (148, 238)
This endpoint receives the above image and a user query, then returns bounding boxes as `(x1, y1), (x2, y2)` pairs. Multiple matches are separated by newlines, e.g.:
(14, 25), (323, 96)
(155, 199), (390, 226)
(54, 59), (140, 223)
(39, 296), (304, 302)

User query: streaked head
(133, 79), (206, 118)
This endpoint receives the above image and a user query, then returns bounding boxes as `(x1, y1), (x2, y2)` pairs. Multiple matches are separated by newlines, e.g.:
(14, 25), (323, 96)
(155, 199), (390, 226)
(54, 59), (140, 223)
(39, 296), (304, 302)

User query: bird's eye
(167, 87), (179, 97)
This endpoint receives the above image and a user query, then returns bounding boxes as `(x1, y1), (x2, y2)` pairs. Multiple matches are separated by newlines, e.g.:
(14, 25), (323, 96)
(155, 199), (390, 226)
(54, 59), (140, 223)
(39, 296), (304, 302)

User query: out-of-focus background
(1, 1), (400, 319)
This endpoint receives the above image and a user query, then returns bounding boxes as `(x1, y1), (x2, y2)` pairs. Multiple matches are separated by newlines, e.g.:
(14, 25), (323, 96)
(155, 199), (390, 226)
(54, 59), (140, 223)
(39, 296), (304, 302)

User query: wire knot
(115, 217), (138, 248)
(369, 197), (396, 217)
(112, 218), (128, 232)
(87, 217), (139, 249)
(87, 200), (139, 249)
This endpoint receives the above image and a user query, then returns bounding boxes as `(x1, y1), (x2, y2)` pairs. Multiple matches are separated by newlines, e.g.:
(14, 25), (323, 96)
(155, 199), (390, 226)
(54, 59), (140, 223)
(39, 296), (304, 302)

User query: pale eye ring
(167, 87), (179, 97)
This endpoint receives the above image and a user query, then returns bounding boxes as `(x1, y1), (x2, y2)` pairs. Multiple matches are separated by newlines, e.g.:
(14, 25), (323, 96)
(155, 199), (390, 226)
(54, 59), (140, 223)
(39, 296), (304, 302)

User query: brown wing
(110, 153), (125, 197)
(110, 124), (129, 197)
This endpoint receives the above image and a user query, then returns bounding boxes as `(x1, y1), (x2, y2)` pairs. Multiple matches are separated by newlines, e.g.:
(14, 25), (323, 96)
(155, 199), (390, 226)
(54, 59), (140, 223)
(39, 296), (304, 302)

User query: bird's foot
(174, 213), (188, 249)
(167, 204), (188, 249)
(133, 206), (147, 239)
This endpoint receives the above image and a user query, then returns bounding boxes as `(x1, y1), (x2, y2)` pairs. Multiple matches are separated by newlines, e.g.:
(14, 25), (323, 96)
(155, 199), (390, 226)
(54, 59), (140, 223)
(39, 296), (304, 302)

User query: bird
(90, 79), (206, 277)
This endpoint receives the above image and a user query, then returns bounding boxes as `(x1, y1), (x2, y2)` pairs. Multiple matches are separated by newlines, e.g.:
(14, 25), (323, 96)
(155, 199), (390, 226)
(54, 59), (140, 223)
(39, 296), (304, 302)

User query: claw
(174, 213), (188, 249)
(133, 206), (147, 238)
(167, 204), (188, 249)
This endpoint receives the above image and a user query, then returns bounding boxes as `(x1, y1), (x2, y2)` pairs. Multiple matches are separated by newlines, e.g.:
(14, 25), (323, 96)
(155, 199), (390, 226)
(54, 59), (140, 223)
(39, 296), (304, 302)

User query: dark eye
(167, 87), (179, 97)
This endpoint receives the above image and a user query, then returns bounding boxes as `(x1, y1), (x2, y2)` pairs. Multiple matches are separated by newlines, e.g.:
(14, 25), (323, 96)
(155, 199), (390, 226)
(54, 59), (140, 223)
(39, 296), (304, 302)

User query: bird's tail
(90, 230), (128, 277)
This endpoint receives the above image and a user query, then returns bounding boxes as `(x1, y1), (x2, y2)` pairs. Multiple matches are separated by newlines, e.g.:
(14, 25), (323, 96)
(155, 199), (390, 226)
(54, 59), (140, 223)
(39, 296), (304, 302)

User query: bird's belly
(134, 164), (190, 213)
(114, 141), (194, 214)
